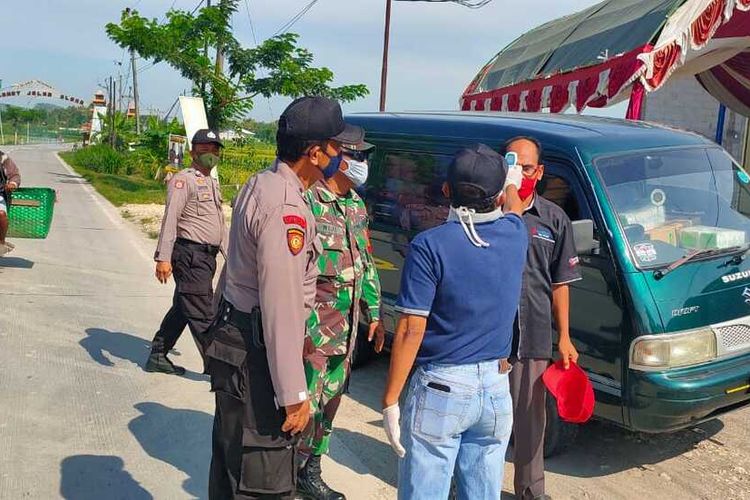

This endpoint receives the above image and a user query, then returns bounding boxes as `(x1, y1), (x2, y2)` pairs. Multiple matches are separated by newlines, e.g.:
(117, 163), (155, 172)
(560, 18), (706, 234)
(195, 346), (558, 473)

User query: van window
(595, 147), (750, 268)
(366, 151), (451, 234)
(538, 173), (582, 221)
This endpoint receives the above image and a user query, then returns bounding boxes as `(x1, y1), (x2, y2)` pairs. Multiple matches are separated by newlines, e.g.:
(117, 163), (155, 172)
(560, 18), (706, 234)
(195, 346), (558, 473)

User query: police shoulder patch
(287, 228), (305, 255)
(174, 179), (185, 189)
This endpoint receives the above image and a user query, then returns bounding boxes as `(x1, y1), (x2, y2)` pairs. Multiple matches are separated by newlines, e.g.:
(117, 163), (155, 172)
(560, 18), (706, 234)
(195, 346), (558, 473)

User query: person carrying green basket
(0, 150), (21, 255)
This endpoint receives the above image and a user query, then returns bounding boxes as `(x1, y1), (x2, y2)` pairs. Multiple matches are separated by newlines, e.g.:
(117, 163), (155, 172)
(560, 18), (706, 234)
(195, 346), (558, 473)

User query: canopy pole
(379, 0), (392, 112)
(626, 81), (645, 120)
(715, 104), (727, 145)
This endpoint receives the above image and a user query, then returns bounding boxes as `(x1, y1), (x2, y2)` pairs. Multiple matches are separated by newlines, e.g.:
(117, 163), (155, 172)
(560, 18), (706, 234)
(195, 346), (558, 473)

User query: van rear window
(365, 152), (452, 234)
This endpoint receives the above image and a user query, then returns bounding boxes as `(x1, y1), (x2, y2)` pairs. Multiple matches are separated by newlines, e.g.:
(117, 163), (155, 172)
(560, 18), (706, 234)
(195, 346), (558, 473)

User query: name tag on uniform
(200, 192), (213, 201)
(318, 222), (344, 236)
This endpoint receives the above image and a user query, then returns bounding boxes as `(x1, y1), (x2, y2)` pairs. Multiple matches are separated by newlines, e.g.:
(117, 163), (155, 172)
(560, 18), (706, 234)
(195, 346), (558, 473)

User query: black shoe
(296, 455), (345, 500)
(145, 352), (186, 375)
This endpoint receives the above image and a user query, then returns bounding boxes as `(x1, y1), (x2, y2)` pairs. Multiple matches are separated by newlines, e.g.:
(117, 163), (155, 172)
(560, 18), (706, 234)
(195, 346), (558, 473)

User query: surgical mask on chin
(197, 153), (220, 169)
(322, 153), (343, 179)
(343, 159), (369, 187)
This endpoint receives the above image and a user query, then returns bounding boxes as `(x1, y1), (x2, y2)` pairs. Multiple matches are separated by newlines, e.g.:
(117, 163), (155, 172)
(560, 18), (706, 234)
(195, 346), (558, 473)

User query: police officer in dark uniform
(206, 97), (363, 499)
(146, 129), (228, 375)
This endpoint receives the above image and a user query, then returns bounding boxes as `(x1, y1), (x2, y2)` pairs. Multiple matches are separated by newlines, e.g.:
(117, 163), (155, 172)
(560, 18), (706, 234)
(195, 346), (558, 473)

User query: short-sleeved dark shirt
(513, 195), (581, 359)
(396, 212), (528, 365)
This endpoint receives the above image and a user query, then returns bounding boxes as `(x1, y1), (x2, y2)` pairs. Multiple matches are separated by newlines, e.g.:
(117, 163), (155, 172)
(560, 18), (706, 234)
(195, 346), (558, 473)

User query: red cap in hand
(542, 360), (595, 424)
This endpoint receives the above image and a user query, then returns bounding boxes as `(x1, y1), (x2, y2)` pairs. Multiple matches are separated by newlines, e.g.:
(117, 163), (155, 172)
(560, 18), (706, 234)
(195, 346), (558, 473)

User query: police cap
(278, 96), (364, 144)
(192, 129), (224, 148)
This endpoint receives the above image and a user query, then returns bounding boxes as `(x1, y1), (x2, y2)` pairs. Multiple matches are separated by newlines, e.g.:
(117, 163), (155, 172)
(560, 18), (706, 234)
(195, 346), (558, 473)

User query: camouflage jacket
(304, 180), (381, 356)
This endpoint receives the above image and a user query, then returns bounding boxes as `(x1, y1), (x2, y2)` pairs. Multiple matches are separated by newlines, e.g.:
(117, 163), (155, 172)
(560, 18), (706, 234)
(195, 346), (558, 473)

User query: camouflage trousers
(299, 351), (350, 457)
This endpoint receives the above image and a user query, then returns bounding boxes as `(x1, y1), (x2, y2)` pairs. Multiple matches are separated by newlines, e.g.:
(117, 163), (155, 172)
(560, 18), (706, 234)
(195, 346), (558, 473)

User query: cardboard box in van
(645, 220), (692, 246)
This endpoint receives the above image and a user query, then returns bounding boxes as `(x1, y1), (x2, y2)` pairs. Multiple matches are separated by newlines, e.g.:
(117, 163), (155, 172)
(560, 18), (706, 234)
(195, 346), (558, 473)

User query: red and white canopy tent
(460, 0), (750, 120)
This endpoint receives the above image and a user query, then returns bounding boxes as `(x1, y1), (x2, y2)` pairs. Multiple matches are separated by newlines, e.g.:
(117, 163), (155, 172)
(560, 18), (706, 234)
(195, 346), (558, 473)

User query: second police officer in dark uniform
(147, 129), (228, 375)
(205, 97), (364, 500)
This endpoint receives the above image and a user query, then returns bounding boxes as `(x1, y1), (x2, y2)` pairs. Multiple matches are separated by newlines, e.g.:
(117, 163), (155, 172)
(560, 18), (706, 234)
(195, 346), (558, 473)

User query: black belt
(219, 300), (265, 348)
(176, 237), (220, 256)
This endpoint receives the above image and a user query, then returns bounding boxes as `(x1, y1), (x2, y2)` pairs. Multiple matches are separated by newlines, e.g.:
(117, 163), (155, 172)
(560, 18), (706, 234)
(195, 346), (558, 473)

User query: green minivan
(347, 111), (750, 454)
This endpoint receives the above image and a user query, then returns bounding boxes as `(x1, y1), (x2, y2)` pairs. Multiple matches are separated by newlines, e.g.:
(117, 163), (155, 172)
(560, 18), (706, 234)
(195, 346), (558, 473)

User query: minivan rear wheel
(543, 390), (579, 458)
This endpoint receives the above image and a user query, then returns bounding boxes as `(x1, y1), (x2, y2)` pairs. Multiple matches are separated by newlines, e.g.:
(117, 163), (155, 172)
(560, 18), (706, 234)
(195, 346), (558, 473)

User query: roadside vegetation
(57, 0), (367, 208)
(60, 138), (275, 206)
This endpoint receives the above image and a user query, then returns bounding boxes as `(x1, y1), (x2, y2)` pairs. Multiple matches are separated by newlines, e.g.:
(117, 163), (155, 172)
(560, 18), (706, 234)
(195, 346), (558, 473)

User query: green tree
(106, 1), (368, 128)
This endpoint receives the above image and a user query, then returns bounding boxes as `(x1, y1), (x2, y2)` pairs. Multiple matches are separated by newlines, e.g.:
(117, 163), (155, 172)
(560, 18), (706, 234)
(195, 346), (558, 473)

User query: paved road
(1, 145), (749, 499)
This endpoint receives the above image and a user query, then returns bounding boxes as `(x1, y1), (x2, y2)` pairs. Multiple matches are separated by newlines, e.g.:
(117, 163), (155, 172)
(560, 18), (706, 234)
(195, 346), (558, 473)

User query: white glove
(504, 164), (523, 190)
(383, 404), (406, 458)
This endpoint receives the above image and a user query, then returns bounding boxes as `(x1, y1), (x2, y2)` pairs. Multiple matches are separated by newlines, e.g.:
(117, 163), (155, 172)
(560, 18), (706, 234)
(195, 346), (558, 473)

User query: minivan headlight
(630, 329), (717, 371)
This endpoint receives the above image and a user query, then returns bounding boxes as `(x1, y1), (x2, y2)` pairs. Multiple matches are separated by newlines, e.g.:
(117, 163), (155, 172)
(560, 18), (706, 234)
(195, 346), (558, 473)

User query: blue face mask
(322, 153), (343, 179)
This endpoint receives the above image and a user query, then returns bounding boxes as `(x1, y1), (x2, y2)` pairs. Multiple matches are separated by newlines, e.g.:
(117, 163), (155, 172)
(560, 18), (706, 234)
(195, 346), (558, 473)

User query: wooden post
(379, 0), (393, 112)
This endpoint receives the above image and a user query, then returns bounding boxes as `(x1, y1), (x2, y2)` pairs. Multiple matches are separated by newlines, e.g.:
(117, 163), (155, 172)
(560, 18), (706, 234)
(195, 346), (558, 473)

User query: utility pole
(379, 0), (393, 112)
(118, 74), (123, 113)
(215, 0), (224, 78)
(109, 76), (117, 148)
(131, 49), (141, 134)
(0, 107), (4, 144)
(201, 0), (210, 97)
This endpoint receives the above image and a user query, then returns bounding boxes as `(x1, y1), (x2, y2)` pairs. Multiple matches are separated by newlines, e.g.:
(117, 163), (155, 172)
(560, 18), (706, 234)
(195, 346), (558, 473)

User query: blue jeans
(398, 359), (513, 500)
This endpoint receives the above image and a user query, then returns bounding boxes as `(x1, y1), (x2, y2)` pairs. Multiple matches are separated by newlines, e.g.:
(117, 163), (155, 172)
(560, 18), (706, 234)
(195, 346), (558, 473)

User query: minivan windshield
(595, 147), (750, 269)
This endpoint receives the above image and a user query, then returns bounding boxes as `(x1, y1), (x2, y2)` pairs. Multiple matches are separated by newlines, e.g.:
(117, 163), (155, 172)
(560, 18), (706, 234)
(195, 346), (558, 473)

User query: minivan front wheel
(543, 390), (579, 458)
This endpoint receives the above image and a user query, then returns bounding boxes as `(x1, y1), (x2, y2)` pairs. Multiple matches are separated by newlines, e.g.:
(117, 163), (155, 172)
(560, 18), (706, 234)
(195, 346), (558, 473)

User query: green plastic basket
(7, 187), (56, 239)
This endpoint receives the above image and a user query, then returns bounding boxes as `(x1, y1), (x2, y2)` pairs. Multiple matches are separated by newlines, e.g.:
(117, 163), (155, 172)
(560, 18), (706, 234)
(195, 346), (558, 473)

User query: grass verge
(59, 151), (242, 206)
(60, 151), (166, 205)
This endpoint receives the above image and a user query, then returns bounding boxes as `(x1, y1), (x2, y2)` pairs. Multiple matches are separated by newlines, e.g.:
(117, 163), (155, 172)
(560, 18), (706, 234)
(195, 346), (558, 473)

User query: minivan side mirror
(572, 219), (599, 255)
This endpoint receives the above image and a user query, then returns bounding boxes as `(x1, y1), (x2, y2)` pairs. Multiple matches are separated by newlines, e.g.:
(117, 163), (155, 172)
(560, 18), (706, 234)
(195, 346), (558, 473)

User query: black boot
(296, 455), (345, 500)
(145, 352), (186, 375)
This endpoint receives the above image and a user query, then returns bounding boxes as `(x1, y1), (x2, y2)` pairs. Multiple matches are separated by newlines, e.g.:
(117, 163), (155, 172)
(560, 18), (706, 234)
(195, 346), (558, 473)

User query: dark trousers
(509, 357), (549, 500)
(151, 239), (218, 360)
(207, 302), (298, 500)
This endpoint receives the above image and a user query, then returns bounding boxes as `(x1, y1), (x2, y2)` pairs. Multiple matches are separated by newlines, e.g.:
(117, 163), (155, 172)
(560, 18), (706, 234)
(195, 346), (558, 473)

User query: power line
(244, 0), (258, 45)
(273, 0), (320, 36)
(191, 0), (205, 15)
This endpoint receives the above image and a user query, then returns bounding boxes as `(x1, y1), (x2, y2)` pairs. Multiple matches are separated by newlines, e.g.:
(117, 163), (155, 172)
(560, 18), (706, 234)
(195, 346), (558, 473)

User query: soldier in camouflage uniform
(297, 142), (384, 500)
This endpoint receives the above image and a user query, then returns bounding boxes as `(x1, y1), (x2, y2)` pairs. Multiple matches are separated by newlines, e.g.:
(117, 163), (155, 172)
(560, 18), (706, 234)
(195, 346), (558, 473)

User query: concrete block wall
(642, 75), (748, 164)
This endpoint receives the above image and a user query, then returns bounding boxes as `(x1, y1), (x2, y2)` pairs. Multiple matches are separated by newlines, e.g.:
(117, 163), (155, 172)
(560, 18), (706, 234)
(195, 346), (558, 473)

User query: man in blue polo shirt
(381, 144), (527, 500)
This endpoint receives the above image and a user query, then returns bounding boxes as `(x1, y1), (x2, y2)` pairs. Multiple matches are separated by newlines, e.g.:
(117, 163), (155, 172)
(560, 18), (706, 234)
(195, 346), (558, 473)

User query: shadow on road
(0, 256), (34, 269)
(129, 402), (213, 499)
(544, 417), (724, 478)
(60, 454), (153, 500)
(347, 354), (389, 413)
(346, 354), (728, 484)
(79, 328), (206, 381)
(332, 428), (397, 487)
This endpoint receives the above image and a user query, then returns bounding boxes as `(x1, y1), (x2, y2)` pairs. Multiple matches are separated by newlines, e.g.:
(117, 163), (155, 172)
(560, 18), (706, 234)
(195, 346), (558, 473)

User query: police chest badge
(287, 228), (305, 255)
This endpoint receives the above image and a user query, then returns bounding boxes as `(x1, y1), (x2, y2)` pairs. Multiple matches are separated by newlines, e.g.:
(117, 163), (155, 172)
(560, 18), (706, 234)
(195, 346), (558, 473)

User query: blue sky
(1, 0), (625, 121)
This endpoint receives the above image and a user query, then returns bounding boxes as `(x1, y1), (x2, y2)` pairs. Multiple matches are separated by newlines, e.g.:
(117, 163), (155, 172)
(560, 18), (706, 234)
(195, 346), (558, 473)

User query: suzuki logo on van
(743, 288), (750, 305)
(722, 270), (750, 284)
